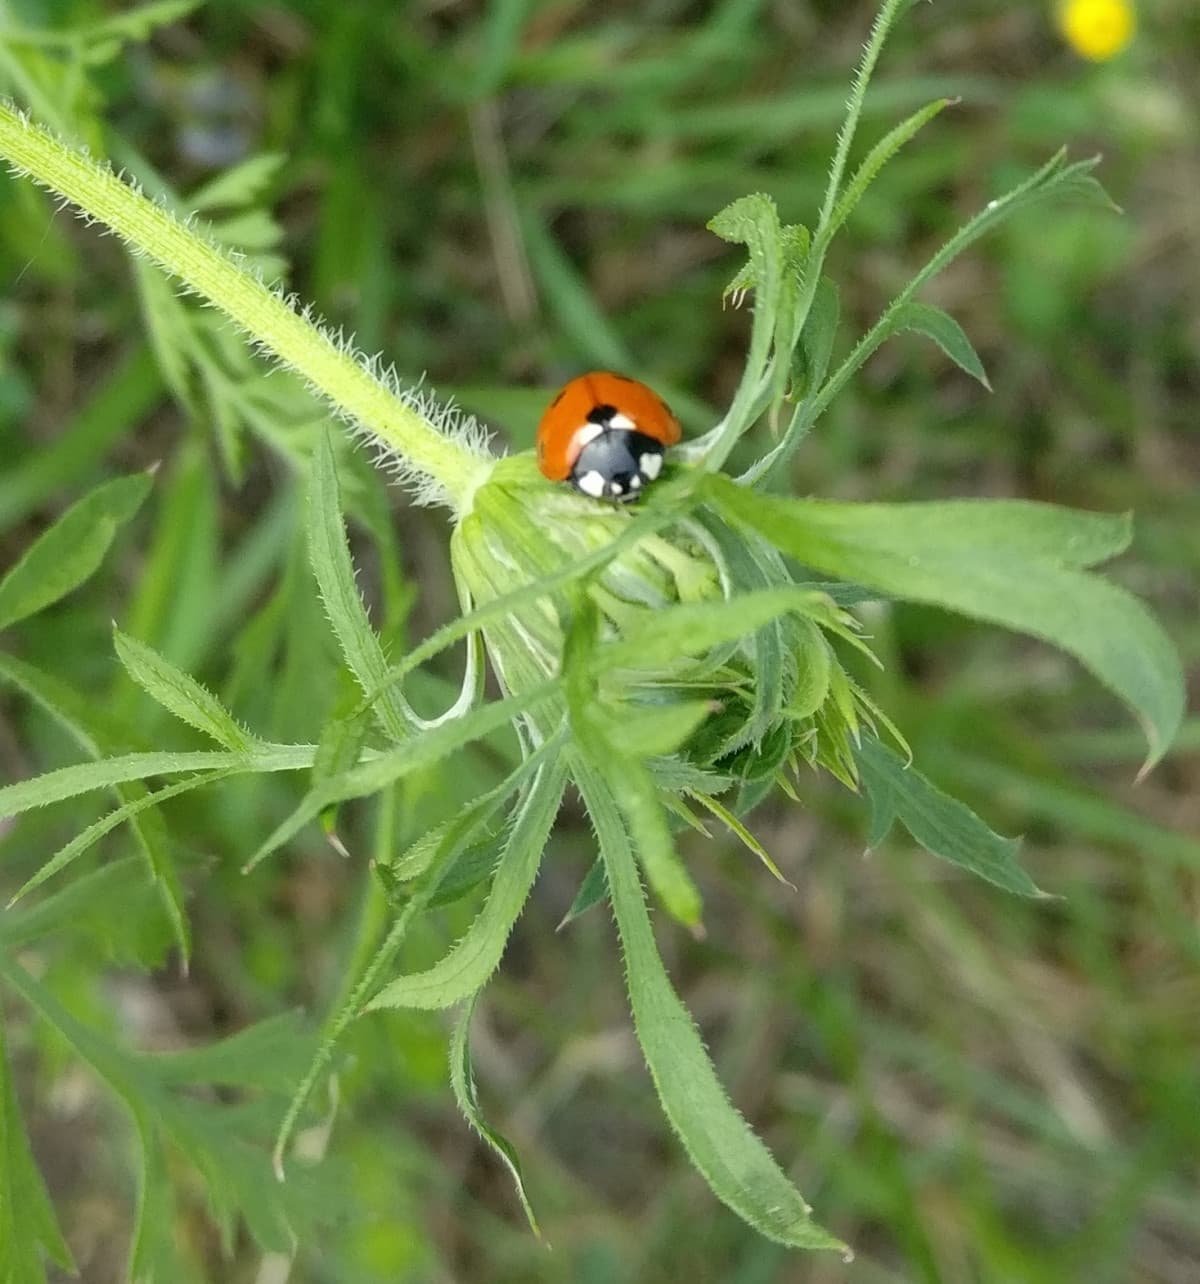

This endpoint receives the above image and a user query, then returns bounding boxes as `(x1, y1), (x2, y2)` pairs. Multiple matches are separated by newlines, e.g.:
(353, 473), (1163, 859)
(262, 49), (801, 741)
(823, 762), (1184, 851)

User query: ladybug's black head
(569, 428), (664, 502)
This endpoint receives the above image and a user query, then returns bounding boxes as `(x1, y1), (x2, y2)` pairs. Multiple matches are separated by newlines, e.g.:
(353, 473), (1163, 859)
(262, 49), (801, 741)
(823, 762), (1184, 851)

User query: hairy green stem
(0, 100), (489, 508)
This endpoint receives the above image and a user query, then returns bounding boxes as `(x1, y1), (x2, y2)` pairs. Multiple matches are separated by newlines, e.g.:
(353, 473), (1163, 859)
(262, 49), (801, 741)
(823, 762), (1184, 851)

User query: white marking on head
(639, 452), (663, 481)
(608, 479), (624, 497)
(573, 422), (604, 449)
(576, 470), (606, 498)
(628, 474), (642, 489)
(608, 412), (636, 430)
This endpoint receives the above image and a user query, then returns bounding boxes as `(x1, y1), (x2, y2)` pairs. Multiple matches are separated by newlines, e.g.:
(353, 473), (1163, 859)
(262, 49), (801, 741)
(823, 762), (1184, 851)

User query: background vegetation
(1, 0), (1197, 1281)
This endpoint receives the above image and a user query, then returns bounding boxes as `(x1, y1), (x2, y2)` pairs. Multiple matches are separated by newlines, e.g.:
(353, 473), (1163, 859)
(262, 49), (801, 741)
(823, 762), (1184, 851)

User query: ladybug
(536, 371), (681, 502)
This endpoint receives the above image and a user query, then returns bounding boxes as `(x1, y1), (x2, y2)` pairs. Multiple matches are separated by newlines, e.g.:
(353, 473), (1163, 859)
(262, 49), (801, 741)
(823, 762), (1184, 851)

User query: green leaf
(708, 192), (782, 255)
(308, 684), (374, 851)
(311, 696), (372, 787)
(363, 757), (567, 1012)
(595, 699), (716, 759)
(708, 475), (1131, 569)
(703, 195), (785, 469)
(609, 753), (703, 929)
(599, 586), (856, 672)
(741, 279), (841, 485)
(114, 628), (256, 751)
(308, 430), (413, 743)
(243, 686), (549, 871)
(273, 736), (565, 1175)
(134, 262), (197, 417)
(566, 596), (704, 928)
(827, 98), (955, 240)
(188, 153), (286, 212)
(558, 857), (608, 929)
(0, 1017), (75, 1284)
(114, 443), (219, 686)
(155, 1092), (339, 1255)
(0, 744), (313, 821)
(888, 301), (990, 389)
(695, 517), (790, 754)
(927, 750), (1200, 872)
(802, 152), (1116, 433)
(0, 859), (166, 964)
(427, 835), (506, 908)
(6, 770), (235, 907)
(128, 1112), (182, 1284)
(705, 475), (1183, 766)
(685, 791), (793, 887)
(0, 471), (151, 630)
(2, 956), (339, 1267)
(449, 995), (541, 1236)
(856, 738), (1041, 896)
(794, 276), (840, 398)
(0, 650), (130, 758)
(0, 652), (192, 961)
(788, 619), (833, 720)
(575, 759), (844, 1252)
(141, 1013), (312, 1090)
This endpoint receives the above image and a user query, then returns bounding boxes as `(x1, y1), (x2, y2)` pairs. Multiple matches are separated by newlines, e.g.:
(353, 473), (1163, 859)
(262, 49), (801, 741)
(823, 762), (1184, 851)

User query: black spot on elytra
(586, 403), (618, 425)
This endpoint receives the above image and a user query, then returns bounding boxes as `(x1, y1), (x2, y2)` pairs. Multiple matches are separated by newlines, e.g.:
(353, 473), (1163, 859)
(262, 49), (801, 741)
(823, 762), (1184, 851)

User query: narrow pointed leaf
(7, 770), (236, 906)
(828, 98), (955, 238)
(188, 152), (286, 211)
(128, 1112), (182, 1284)
(141, 1013), (312, 1089)
(114, 628), (255, 751)
(309, 431), (413, 742)
(244, 686), (550, 871)
(565, 598), (703, 928)
(0, 745), (313, 820)
(706, 475), (1132, 568)
(0, 859), (165, 964)
(608, 754), (703, 929)
(796, 276), (840, 394)
(364, 758), (567, 1012)
(0, 1018), (75, 1284)
(0, 471), (151, 630)
(0, 652), (191, 959)
(599, 586), (854, 672)
(559, 858), (608, 929)
(706, 476), (1183, 766)
(856, 738), (1040, 896)
(576, 760), (844, 1251)
(888, 301), (990, 388)
(597, 699), (715, 759)
(273, 738), (564, 1173)
(685, 791), (793, 887)
(449, 996), (541, 1236)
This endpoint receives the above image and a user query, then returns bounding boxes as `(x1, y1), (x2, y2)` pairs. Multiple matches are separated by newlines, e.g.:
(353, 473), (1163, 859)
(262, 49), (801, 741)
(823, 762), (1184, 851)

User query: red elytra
(535, 371), (682, 502)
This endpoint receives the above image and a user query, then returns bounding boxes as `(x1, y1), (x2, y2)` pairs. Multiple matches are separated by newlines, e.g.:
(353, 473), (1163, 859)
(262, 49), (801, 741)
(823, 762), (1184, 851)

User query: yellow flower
(1058, 0), (1136, 61)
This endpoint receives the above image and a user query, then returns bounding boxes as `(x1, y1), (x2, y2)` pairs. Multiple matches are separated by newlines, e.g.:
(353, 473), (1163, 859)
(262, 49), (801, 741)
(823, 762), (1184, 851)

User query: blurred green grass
(0, 1), (1197, 1281)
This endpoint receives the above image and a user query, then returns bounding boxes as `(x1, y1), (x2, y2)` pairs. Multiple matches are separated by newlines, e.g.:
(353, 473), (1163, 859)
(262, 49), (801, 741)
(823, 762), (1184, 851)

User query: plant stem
(0, 100), (489, 509)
